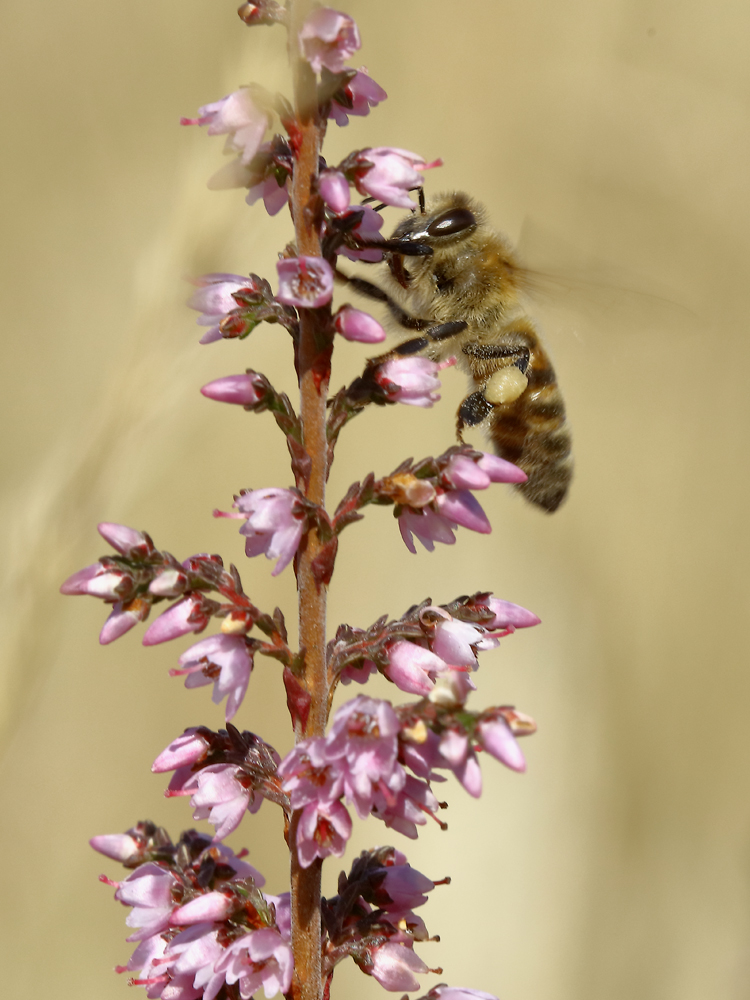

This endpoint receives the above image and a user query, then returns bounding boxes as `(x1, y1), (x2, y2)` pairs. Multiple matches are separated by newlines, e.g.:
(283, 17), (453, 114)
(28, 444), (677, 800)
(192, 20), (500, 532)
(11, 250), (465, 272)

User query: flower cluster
(92, 824), (292, 1000)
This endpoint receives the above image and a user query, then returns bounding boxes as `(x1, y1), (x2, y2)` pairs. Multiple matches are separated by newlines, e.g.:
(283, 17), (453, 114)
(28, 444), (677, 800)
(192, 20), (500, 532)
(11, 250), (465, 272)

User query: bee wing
(513, 215), (700, 342)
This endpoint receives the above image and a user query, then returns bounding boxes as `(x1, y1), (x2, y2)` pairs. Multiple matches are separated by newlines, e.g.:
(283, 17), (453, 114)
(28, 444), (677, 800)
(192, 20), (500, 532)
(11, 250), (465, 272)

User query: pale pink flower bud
(171, 891), (233, 926)
(368, 942), (429, 991)
(435, 490), (491, 533)
(384, 640), (447, 695)
(236, 487), (306, 576)
(476, 717), (526, 772)
(152, 728), (209, 773)
(276, 256), (334, 309)
(89, 833), (139, 862)
(477, 451), (527, 483)
(148, 568), (188, 598)
(201, 373), (265, 406)
(486, 598), (541, 630)
(60, 564), (129, 599)
(334, 305), (386, 343)
(99, 599), (149, 645)
(443, 455), (492, 491)
(298, 8), (361, 74)
(142, 597), (205, 646)
(181, 89), (269, 164)
(319, 169), (350, 213)
(98, 522), (148, 555)
(376, 356), (445, 407)
(354, 147), (441, 209)
(330, 69), (387, 126)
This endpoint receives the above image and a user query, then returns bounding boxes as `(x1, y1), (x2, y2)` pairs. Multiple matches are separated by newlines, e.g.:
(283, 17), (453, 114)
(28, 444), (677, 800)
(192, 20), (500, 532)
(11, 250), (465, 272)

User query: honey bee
(340, 191), (573, 513)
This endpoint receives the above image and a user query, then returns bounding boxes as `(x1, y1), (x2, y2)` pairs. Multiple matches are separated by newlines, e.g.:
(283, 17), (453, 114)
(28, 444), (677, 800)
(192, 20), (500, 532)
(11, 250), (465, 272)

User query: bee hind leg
(456, 390), (495, 441)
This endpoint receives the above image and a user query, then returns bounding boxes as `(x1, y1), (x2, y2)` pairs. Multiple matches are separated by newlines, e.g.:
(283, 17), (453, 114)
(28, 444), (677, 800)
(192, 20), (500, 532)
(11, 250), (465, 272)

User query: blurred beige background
(1, 1), (749, 998)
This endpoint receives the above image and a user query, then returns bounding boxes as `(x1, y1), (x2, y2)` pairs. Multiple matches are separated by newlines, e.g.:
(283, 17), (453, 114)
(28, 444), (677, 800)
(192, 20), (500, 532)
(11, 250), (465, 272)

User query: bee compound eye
(426, 208), (476, 238)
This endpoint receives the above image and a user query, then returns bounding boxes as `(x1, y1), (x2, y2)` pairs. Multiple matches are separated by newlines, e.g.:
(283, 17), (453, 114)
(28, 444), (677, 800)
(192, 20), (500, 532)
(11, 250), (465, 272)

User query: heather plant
(62, 5), (542, 1000)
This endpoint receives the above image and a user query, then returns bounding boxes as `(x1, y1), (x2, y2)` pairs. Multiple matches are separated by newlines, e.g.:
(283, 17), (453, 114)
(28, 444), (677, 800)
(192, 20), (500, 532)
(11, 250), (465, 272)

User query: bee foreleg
(333, 269), (431, 331)
(426, 321), (468, 342)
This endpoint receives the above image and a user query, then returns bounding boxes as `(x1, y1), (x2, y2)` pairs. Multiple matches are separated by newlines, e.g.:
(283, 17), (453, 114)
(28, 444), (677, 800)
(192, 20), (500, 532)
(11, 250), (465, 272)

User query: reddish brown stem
(287, 5), (331, 1000)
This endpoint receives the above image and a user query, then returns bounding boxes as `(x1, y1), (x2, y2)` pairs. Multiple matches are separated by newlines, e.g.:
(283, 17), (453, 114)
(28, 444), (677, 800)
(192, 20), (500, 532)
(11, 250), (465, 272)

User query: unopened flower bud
(319, 169), (350, 213)
(89, 833), (140, 863)
(200, 373), (266, 406)
(334, 305), (386, 343)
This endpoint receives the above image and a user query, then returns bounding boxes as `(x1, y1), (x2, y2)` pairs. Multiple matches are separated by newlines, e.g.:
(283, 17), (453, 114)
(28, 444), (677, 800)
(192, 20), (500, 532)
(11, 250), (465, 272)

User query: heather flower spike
(65, 6), (550, 1000)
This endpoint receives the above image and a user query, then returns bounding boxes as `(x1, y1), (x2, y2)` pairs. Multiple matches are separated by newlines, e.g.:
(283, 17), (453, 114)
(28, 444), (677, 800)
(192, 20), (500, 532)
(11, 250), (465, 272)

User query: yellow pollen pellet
(484, 367), (529, 404)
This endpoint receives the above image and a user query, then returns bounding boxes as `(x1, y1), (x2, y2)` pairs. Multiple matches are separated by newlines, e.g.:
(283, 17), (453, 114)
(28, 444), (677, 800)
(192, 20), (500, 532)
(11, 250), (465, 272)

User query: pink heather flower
(246, 175), (290, 216)
(384, 640), (448, 696)
(171, 892), (234, 927)
(188, 273), (256, 345)
(398, 506), (457, 553)
(99, 599), (149, 645)
(142, 597), (206, 646)
(330, 70), (387, 126)
(181, 89), (269, 164)
(354, 147), (441, 210)
(334, 305), (386, 343)
(372, 774), (440, 839)
(174, 634), (254, 721)
(431, 617), (499, 669)
(236, 487), (306, 576)
(339, 657), (378, 685)
(278, 739), (341, 810)
(435, 490), (491, 533)
(486, 597), (541, 630)
(477, 451), (527, 483)
(296, 799), (352, 867)
(326, 696), (404, 816)
(90, 833), (140, 863)
(164, 924), (225, 1000)
(368, 942), (429, 991)
(378, 864), (434, 910)
(476, 717), (526, 772)
(98, 522), (149, 555)
(276, 256), (334, 309)
(376, 356), (448, 407)
(298, 8), (361, 74)
(115, 863), (179, 941)
(319, 169), (350, 214)
(187, 764), (259, 840)
(201, 374), (265, 406)
(338, 204), (385, 263)
(216, 928), (294, 999)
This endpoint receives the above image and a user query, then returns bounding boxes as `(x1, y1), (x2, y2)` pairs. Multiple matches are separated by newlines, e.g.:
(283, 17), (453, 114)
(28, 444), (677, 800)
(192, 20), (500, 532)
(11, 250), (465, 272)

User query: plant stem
(287, 4), (330, 1000)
